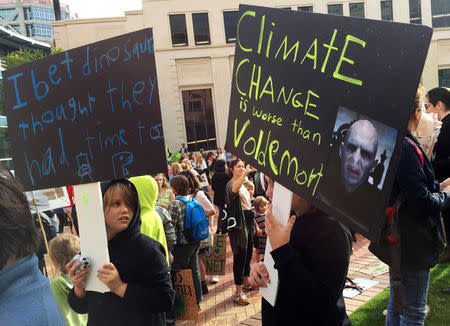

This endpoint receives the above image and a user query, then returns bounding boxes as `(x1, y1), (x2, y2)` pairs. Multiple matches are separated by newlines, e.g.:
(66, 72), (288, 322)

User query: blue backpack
(176, 197), (209, 241)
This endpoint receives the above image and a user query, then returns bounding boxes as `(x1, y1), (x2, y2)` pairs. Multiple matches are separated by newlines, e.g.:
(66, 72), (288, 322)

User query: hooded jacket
(50, 275), (88, 326)
(129, 176), (169, 262)
(68, 179), (174, 326)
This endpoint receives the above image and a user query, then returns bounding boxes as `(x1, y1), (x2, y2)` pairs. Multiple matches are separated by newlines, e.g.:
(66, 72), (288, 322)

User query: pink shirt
(194, 190), (215, 213)
(239, 185), (252, 210)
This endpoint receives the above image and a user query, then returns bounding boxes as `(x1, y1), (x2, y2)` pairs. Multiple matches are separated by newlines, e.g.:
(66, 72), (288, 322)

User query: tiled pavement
(176, 234), (389, 326)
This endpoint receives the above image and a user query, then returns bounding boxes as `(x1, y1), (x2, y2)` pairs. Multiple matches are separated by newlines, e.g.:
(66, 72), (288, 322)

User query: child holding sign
(66, 179), (174, 326)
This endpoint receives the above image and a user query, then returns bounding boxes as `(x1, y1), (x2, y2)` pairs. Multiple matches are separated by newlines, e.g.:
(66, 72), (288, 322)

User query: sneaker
(233, 292), (250, 306)
(425, 304), (430, 320)
(211, 275), (219, 283)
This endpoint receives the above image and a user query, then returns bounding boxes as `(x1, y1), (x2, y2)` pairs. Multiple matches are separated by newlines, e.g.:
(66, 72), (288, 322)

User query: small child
(66, 179), (174, 326)
(253, 196), (269, 261)
(243, 180), (255, 205)
(49, 233), (88, 326)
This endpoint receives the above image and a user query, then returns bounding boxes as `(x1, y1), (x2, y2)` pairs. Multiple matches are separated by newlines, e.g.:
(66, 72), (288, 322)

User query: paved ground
(177, 234), (389, 326)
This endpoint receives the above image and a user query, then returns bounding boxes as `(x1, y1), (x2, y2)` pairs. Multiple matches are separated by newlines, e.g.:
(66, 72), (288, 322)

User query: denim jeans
(386, 267), (430, 326)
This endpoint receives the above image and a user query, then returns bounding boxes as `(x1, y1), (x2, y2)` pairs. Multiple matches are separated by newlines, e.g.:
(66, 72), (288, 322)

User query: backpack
(368, 136), (425, 315)
(176, 196), (209, 241)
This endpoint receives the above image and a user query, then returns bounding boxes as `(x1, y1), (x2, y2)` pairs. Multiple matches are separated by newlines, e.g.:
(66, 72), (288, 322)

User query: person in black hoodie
(211, 159), (231, 234)
(66, 179), (175, 326)
(250, 176), (352, 326)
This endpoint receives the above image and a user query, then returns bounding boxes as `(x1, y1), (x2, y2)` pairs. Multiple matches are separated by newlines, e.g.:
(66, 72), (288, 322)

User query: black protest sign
(225, 5), (432, 241)
(200, 234), (226, 275)
(4, 28), (165, 191)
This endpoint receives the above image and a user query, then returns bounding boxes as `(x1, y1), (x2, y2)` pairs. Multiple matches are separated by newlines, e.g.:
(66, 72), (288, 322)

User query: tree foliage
(3, 47), (64, 69)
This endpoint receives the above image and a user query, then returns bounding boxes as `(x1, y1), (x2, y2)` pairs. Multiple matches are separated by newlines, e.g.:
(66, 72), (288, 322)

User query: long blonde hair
(171, 162), (183, 175)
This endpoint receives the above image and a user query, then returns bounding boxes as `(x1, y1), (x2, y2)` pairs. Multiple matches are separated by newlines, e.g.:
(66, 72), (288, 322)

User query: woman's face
(425, 97), (437, 115)
(104, 189), (134, 240)
(154, 175), (164, 188)
(232, 161), (245, 178)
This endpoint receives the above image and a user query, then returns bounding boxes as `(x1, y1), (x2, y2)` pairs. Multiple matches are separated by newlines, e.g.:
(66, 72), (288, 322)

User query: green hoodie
(50, 275), (88, 326)
(129, 176), (169, 263)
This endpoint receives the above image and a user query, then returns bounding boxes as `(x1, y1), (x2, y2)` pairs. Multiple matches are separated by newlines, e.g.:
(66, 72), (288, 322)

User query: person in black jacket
(426, 87), (450, 267)
(66, 179), (175, 326)
(211, 159), (231, 234)
(250, 176), (352, 326)
(383, 92), (450, 325)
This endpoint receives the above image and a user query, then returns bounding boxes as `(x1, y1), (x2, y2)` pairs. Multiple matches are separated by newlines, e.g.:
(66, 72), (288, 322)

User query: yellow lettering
(237, 11), (256, 53)
(275, 36), (299, 62)
(333, 35), (366, 86)
(235, 58), (249, 96)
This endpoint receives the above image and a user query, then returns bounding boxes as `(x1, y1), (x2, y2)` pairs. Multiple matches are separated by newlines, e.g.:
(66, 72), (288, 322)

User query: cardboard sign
(172, 269), (198, 320)
(26, 186), (70, 213)
(4, 28), (165, 191)
(200, 233), (226, 275)
(225, 6), (432, 241)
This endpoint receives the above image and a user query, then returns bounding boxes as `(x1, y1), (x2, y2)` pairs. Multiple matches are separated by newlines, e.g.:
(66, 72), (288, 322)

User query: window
(381, 0), (393, 21)
(439, 69), (450, 87)
(432, 0), (450, 28)
(0, 114), (12, 170)
(192, 13), (211, 45)
(280, 7), (292, 10)
(169, 14), (188, 46)
(182, 89), (217, 151)
(349, 3), (365, 18)
(10, 25), (20, 33)
(298, 6), (313, 12)
(25, 24), (32, 37)
(31, 23), (54, 37)
(0, 8), (15, 20)
(24, 6), (56, 21)
(223, 11), (238, 43)
(328, 4), (343, 16)
(409, 0), (422, 24)
(24, 7), (31, 20)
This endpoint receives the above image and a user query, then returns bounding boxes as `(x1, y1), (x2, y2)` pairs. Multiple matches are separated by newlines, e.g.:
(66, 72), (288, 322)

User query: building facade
(0, 0), (71, 44)
(51, 0), (450, 152)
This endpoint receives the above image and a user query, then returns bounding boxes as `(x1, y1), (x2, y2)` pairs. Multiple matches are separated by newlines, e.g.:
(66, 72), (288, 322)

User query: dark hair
(178, 170), (200, 193)
(213, 159), (226, 173)
(427, 87), (450, 110)
(0, 164), (39, 270)
(170, 175), (191, 196)
(103, 181), (137, 216)
(228, 158), (243, 176)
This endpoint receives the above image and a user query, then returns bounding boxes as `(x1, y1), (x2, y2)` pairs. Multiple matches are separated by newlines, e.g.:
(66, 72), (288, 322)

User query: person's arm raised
(231, 165), (256, 193)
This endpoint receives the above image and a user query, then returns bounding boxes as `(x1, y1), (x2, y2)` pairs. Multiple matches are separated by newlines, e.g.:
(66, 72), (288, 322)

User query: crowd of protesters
(1, 87), (450, 326)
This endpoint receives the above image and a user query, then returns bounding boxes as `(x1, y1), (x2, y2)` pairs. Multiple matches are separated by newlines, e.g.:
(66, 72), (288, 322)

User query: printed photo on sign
(319, 106), (397, 233)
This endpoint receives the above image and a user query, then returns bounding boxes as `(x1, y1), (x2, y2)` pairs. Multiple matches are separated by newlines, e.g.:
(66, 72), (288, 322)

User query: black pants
(232, 210), (254, 285)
